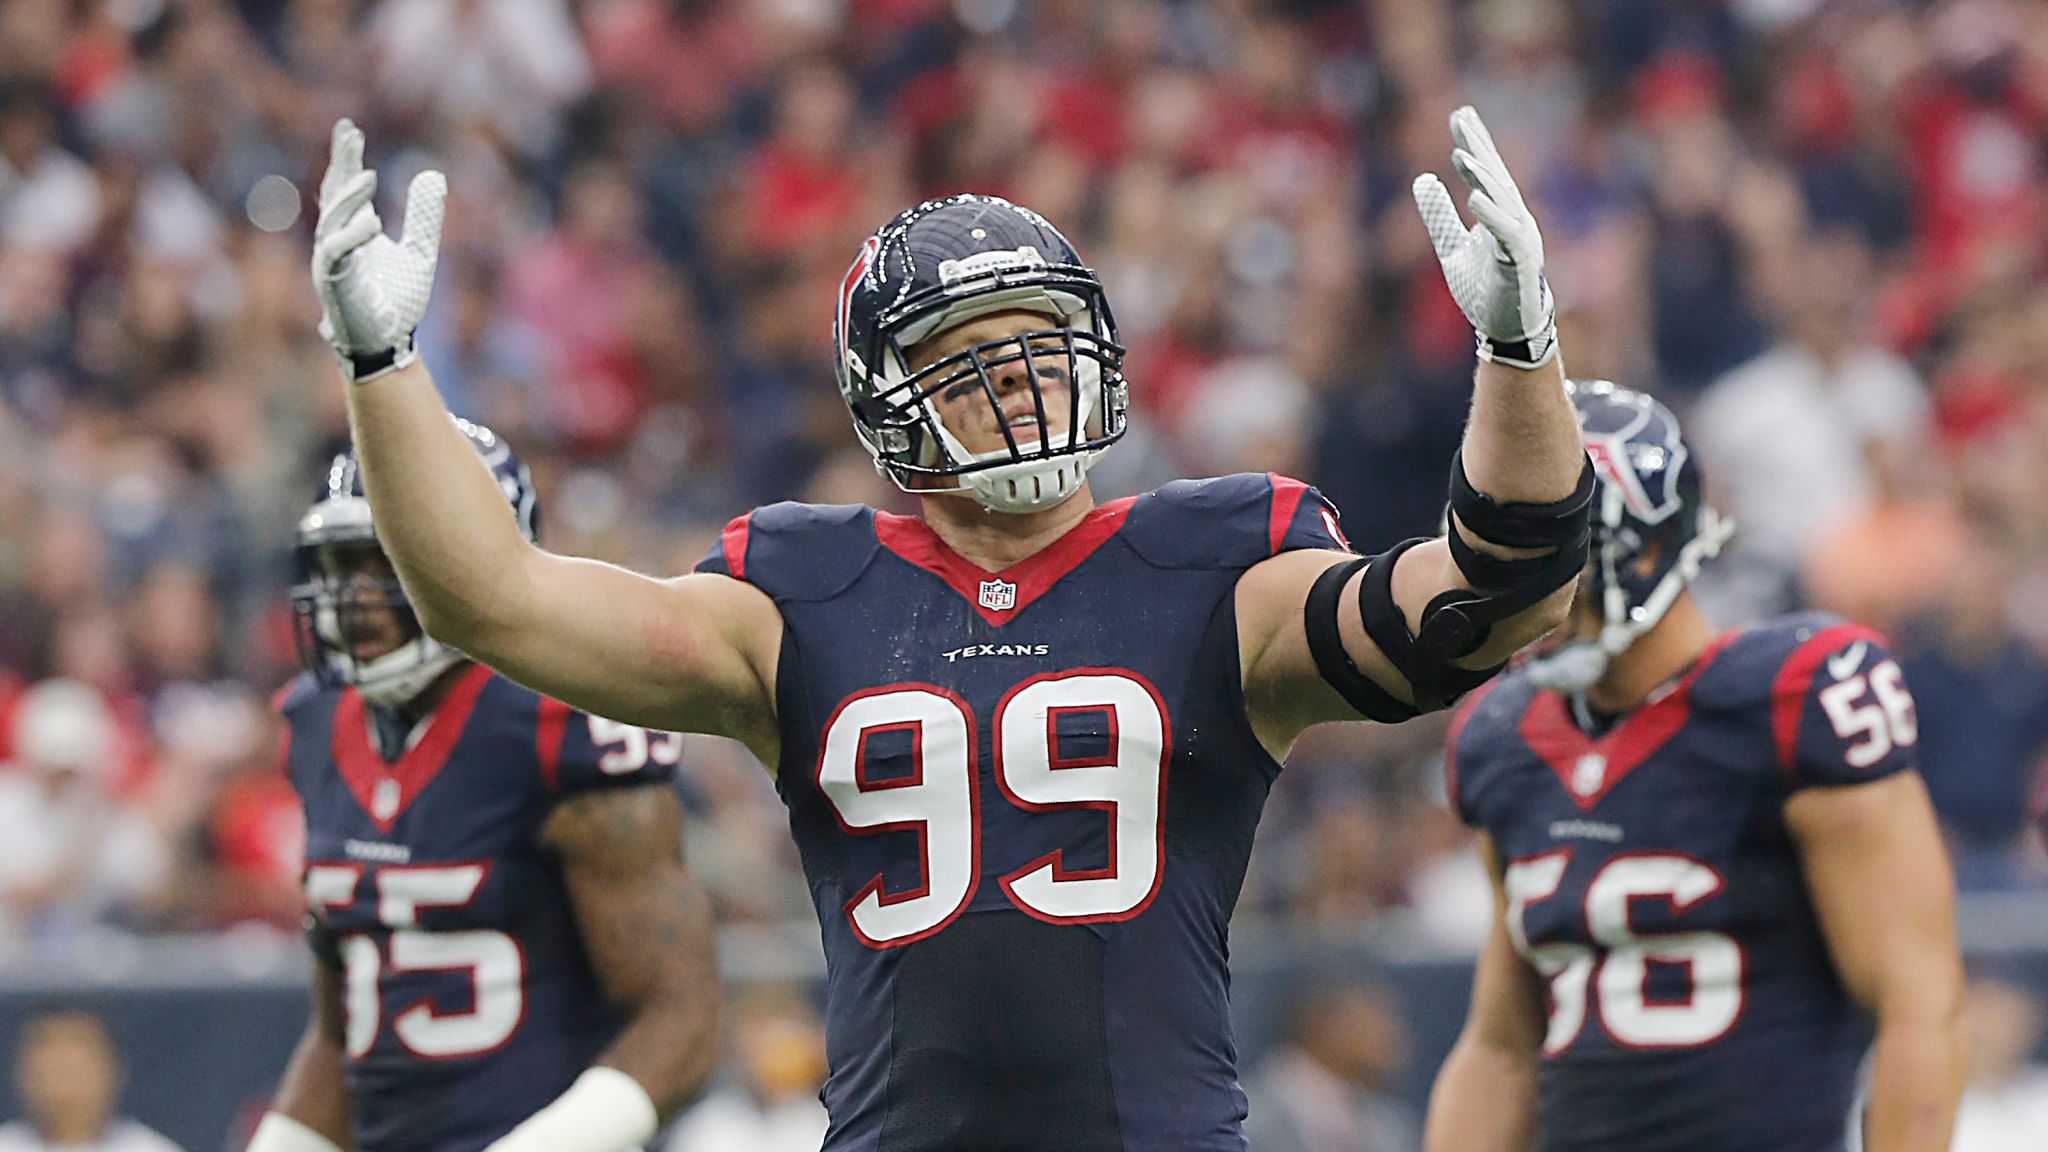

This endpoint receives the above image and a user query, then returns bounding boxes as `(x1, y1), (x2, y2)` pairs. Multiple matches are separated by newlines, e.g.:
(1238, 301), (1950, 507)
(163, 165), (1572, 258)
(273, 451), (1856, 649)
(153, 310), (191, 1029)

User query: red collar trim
(1518, 632), (1738, 812)
(874, 497), (1138, 626)
(331, 663), (492, 832)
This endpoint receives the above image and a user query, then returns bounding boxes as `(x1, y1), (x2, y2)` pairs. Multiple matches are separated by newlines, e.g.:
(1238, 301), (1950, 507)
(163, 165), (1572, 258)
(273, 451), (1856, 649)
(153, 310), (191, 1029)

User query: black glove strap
(345, 332), (417, 383)
(1477, 331), (1555, 369)
(348, 347), (401, 379)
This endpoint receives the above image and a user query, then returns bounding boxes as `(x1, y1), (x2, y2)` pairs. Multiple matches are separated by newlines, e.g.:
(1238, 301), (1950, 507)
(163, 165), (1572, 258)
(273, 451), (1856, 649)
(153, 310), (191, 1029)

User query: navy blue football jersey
(1446, 613), (1922, 1152)
(695, 473), (1348, 1152)
(279, 663), (677, 1152)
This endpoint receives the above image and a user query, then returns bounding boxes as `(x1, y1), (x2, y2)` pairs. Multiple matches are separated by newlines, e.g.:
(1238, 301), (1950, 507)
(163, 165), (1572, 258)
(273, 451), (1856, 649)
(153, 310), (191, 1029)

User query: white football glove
(310, 118), (446, 382)
(478, 1068), (657, 1152)
(1412, 106), (1557, 370)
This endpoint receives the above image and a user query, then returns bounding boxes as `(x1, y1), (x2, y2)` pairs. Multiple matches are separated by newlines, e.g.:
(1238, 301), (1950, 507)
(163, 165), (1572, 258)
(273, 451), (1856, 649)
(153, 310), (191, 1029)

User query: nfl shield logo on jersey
(1571, 753), (1606, 798)
(372, 777), (401, 822)
(978, 579), (1017, 612)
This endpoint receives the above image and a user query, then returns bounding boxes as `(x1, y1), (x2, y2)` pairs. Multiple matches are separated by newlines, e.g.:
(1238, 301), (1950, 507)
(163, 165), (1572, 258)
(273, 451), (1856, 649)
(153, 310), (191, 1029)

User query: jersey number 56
(1504, 853), (1742, 1054)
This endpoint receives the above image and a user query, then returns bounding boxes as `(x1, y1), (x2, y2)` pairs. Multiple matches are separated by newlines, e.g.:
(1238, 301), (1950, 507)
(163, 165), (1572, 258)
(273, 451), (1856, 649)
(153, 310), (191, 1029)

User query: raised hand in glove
(1412, 106), (1557, 370)
(310, 118), (446, 382)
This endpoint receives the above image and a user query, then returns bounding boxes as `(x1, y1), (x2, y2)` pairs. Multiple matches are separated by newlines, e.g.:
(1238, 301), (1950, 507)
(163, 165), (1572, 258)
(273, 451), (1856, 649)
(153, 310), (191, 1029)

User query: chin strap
(1525, 639), (1614, 694)
(963, 452), (1098, 513)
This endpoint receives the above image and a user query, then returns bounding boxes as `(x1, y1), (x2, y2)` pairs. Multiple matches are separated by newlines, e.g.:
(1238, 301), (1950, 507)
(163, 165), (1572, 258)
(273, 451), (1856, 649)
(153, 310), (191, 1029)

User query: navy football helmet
(290, 419), (539, 704)
(1527, 379), (1735, 693)
(834, 194), (1127, 513)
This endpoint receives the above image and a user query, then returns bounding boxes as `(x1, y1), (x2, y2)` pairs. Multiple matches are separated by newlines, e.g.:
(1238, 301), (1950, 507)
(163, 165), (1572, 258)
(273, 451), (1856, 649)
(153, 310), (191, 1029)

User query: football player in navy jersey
(306, 107), (1594, 1152)
(1424, 381), (1964, 1152)
(247, 425), (720, 1152)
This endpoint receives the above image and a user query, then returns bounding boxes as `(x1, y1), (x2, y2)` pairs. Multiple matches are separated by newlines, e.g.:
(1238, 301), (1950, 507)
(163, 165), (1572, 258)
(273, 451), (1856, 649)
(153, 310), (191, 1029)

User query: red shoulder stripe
(535, 695), (572, 791)
(1267, 474), (1310, 556)
(271, 723), (292, 783)
(720, 513), (752, 581)
(1770, 622), (1887, 776)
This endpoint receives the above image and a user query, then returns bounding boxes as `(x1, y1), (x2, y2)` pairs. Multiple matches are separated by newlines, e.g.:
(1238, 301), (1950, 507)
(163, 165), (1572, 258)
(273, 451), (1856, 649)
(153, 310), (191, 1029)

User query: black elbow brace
(1304, 552), (1417, 723)
(1303, 452), (1595, 716)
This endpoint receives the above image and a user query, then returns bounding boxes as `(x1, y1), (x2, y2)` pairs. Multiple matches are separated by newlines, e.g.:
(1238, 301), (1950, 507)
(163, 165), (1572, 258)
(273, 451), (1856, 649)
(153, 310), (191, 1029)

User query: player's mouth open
(341, 624), (396, 659)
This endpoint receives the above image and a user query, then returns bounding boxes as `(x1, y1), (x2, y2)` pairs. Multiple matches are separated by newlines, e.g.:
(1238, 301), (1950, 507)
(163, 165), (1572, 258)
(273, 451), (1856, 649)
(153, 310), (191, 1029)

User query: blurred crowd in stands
(0, 0), (2046, 965)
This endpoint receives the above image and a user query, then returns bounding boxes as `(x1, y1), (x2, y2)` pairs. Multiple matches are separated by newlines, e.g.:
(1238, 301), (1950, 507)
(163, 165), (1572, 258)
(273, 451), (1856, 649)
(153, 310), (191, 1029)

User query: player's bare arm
(541, 784), (721, 1120)
(309, 119), (781, 757)
(1240, 107), (1592, 755)
(1786, 772), (1965, 1152)
(249, 956), (354, 1152)
(1421, 835), (1540, 1152)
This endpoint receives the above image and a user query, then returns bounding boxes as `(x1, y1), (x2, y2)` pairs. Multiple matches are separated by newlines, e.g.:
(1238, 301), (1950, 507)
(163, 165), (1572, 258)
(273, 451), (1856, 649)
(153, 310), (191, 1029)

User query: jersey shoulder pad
(694, 501), (880, 601)
(272, 674), (317, 792)
(458, 674), (676, 795)
(272, 671), (325, 718)
(1696, 612), (1913, 787)
(1121, 472), (1351, 570)
(1442, 670), (1532, 826)
(274, 673), (339, 799)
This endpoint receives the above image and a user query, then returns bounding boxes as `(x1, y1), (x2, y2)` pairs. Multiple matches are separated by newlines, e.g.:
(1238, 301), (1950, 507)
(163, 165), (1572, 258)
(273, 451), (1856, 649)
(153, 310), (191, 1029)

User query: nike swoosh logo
(1827, 640), (1869, 681)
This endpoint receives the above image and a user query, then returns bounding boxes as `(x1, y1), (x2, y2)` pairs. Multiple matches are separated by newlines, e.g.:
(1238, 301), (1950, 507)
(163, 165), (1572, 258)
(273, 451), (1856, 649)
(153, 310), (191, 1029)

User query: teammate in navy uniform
(246, 426), (720, 1152)
(308, 109), (1596, 1151)
(1425, 381), (1964, 1152)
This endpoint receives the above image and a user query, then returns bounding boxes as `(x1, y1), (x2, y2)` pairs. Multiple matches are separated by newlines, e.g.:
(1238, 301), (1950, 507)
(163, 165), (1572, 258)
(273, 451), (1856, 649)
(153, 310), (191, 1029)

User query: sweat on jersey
(696, 472), (1349, 1152)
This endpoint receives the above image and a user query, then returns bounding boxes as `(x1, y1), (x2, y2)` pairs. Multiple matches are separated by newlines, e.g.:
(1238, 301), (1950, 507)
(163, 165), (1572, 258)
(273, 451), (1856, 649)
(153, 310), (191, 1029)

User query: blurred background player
(247, 424), (719, 1152)
(0, 682), (169, 952)
(0, 1012), (183, 1152)
(1425, 380), (1963, 1152)
(1243, 977), (1420, 1152)
(305, 104), (1593, 1150)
